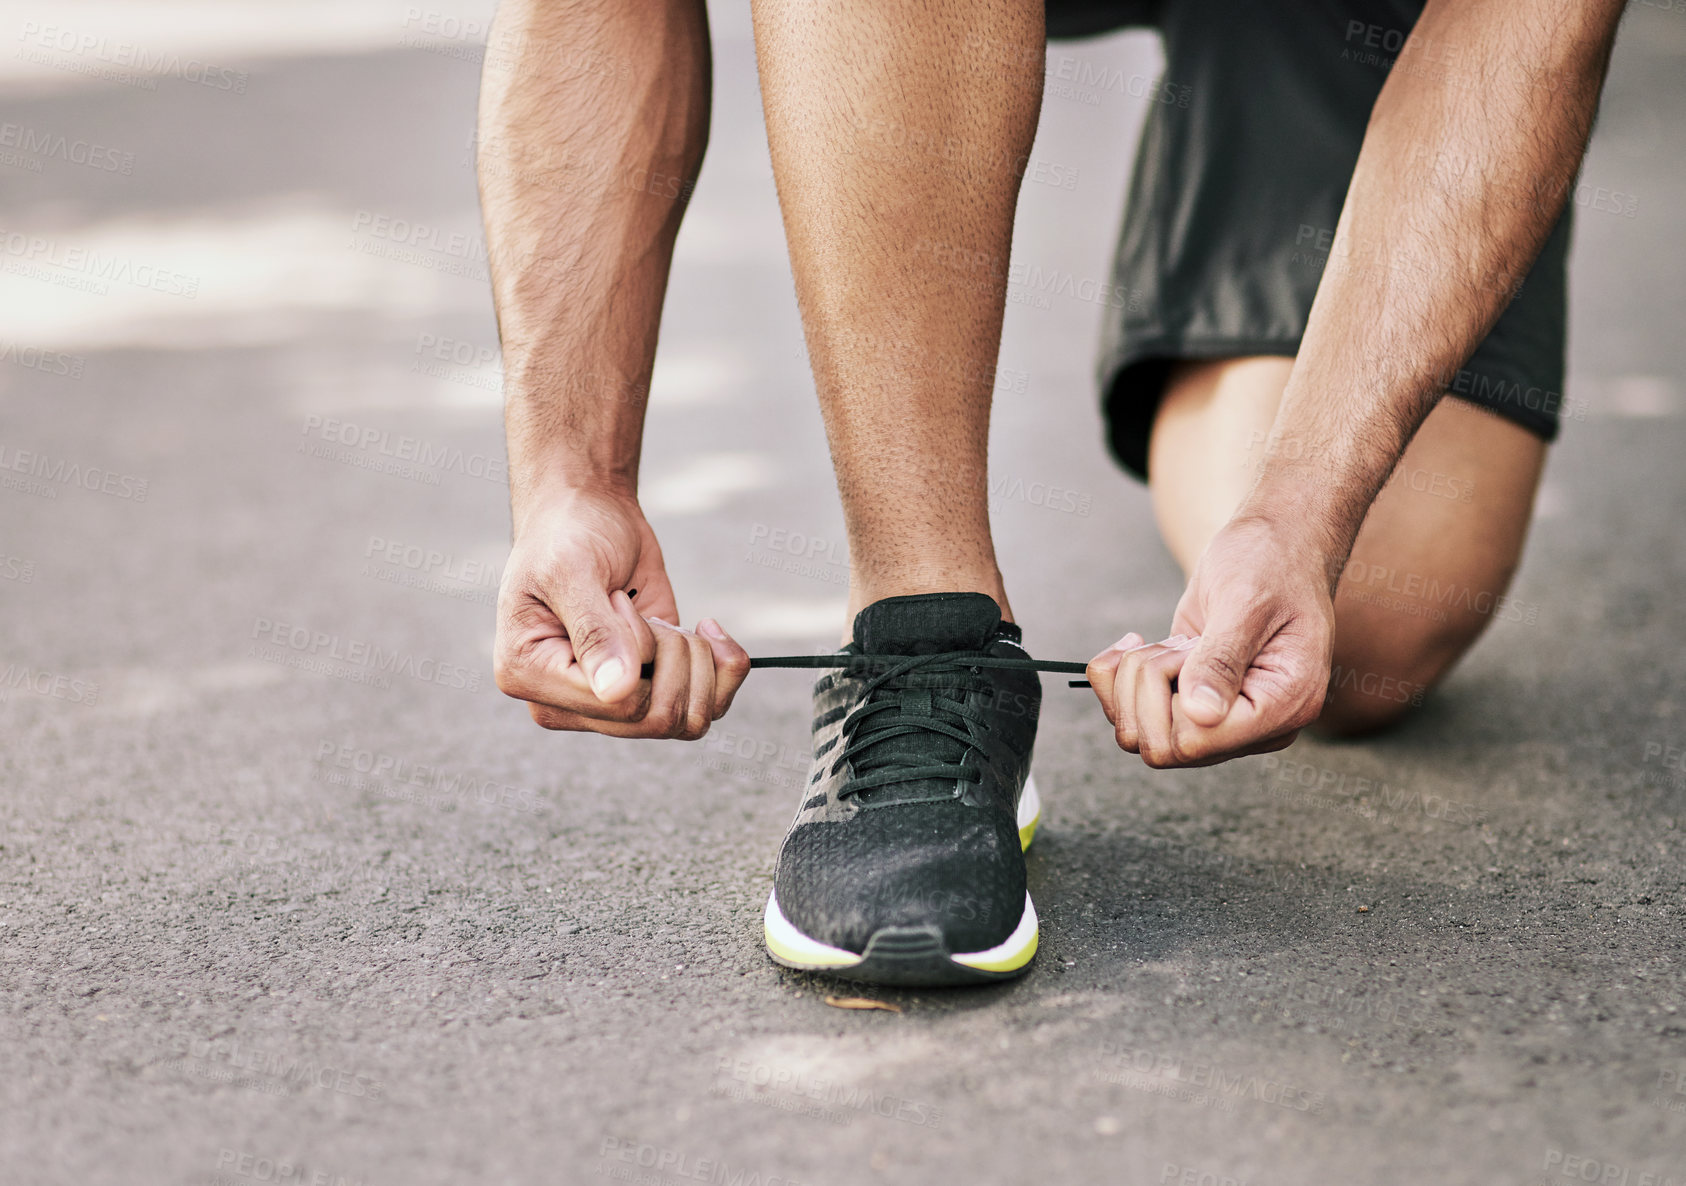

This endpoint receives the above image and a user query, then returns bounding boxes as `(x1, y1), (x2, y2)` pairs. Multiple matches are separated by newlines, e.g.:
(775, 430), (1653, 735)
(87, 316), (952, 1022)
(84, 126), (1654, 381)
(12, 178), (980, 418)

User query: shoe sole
(763, 775), (1042, 988)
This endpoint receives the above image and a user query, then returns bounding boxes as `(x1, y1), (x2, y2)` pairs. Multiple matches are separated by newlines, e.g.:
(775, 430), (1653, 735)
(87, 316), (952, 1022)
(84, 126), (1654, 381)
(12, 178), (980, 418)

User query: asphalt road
(3, 4), (1685, 1184)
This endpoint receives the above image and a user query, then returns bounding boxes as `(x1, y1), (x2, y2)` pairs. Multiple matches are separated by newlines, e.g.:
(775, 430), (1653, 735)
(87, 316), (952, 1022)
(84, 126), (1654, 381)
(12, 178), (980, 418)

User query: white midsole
(1019, 774), (1040, 834)
(764, 888), (1037, 969)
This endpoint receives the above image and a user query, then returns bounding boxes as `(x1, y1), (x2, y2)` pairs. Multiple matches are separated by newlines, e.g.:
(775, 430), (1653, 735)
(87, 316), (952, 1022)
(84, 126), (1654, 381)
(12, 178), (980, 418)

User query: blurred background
(2, 2), (1684, 1184)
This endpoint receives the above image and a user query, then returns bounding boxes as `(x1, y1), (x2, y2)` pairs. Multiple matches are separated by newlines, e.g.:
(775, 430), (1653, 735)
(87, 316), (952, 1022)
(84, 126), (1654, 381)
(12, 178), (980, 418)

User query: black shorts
(1047, 0), (1573, 480)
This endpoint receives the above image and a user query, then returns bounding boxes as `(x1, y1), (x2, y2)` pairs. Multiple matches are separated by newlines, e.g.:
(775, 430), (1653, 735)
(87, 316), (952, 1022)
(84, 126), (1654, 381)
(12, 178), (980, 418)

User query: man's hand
(495, 486), (750, 739)
(1086, 516), (1333, 767)
(1084, 0), (1622, 769)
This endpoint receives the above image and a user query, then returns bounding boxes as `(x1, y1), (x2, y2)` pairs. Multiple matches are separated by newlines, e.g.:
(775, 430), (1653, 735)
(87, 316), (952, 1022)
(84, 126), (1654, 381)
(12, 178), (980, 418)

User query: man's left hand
(1086, 515), (1336, 768)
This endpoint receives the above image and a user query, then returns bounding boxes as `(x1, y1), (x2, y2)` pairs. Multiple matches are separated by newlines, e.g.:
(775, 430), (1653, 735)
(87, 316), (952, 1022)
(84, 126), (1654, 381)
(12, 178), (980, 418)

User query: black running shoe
(763, 593), (1043, 987)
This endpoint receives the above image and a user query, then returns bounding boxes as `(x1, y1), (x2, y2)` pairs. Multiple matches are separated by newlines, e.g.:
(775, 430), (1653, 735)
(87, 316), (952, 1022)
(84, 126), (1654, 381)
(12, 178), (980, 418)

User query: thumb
(561, 587), (652, 704)
(1179, 611), (1271, 729)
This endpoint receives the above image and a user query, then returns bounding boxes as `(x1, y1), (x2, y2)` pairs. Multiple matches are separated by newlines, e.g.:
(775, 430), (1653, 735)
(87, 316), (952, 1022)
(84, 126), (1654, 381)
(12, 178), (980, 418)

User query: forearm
(1243, 0), (1621, 574)
(477, 0), (710, 526)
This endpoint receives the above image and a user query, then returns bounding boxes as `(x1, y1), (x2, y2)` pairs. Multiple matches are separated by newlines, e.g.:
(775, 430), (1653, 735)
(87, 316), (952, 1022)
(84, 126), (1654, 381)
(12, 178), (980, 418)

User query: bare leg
(751, 0), (1045, 624)
(1149, 357), (1546, 734)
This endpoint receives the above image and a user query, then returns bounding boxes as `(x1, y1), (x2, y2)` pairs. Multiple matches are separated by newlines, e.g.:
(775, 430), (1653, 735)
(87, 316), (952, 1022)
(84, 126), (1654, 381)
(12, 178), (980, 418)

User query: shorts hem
(1100, 339), (1562, 483)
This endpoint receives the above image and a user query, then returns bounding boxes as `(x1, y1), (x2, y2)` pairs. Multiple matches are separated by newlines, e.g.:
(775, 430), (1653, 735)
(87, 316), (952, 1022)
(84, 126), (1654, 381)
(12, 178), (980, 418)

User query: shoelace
(748, 653), (1091, 683)
(748, 650), (1092, 802)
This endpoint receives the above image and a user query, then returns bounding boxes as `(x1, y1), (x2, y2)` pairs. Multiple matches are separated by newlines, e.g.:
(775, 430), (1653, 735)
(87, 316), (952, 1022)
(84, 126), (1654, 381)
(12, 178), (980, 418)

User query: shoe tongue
(851, 592), (1003, 655)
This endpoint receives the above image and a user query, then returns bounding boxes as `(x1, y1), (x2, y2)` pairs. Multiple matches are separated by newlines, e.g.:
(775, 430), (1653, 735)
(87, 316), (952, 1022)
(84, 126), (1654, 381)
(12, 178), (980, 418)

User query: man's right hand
(494, 486), (751, 739)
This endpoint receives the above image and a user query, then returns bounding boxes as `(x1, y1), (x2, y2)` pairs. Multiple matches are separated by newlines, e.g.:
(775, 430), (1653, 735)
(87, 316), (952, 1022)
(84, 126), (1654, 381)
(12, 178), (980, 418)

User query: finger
(640, 620), (694, 738)
(531, 702), (711, 740)
(1166, 682), (1314, 765)
(680, 630), (716, 739)
(1150, 723), (1301, 768)
(1136, 642), (1193, 768)
(494, 601), (640, 725)
(1180, 604), (1276, 728)
(698, 618), (752, 718)
(1115, 636), (1184, 752)
(555, 582), (650, 705)
(1086, 632), (1142, 726)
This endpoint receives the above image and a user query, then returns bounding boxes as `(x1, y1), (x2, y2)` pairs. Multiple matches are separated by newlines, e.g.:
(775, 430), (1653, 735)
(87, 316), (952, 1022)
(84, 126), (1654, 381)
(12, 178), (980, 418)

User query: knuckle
(1167, 735), (1201, 766)
(643, 700), (682, 739)
(1196, 646), (1247, 686)
(493, 654), (526, 699)
(685, 705), (712, 739)
(567, 618), (615, 659)
(1290, 697), (1323, 732)
(604, 685), (651, 722)
(529, 705), (570, 732)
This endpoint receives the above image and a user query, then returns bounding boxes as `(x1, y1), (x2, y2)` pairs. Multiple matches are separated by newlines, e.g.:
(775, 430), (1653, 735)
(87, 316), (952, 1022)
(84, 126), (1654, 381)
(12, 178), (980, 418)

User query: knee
(1313, 609), (1487, 738)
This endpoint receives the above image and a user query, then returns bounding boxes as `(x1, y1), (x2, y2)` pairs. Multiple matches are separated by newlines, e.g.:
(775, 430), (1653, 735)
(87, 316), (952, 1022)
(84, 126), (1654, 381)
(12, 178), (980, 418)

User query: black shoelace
(748, 650), (1091, 801)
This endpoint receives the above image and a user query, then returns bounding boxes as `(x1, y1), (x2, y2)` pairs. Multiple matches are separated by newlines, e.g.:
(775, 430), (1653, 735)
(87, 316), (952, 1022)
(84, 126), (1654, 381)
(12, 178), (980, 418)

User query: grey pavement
(3, 4), (1686, 1185)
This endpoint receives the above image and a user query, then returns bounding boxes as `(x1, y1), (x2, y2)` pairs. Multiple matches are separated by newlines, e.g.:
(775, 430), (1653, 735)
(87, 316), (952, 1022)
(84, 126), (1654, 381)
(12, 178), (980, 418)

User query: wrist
(1228, 485), (1354, 595)
(509, 465), (639, 535)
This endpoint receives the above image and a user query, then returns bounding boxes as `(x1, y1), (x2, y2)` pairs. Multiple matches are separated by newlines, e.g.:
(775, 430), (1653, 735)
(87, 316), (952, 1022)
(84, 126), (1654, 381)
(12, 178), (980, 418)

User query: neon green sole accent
(1018, 812), (1040, 851)
(764, 925), (861, 970)
(952, 929), (1038, 974)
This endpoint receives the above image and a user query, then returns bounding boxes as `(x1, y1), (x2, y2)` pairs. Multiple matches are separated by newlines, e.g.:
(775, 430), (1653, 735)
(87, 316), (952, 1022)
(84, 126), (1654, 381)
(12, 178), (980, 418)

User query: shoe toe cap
(773, 814), (1025, 955)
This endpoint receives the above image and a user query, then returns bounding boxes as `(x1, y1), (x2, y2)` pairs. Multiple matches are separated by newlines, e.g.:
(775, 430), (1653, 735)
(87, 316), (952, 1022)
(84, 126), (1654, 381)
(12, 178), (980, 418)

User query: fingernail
(1190, 684), (1226, 713)
(591, 658), (627, 698)
(698, 618), (727, 641)
(1109, 632), (1143, 652)
(1165, 633), (1189, 647)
